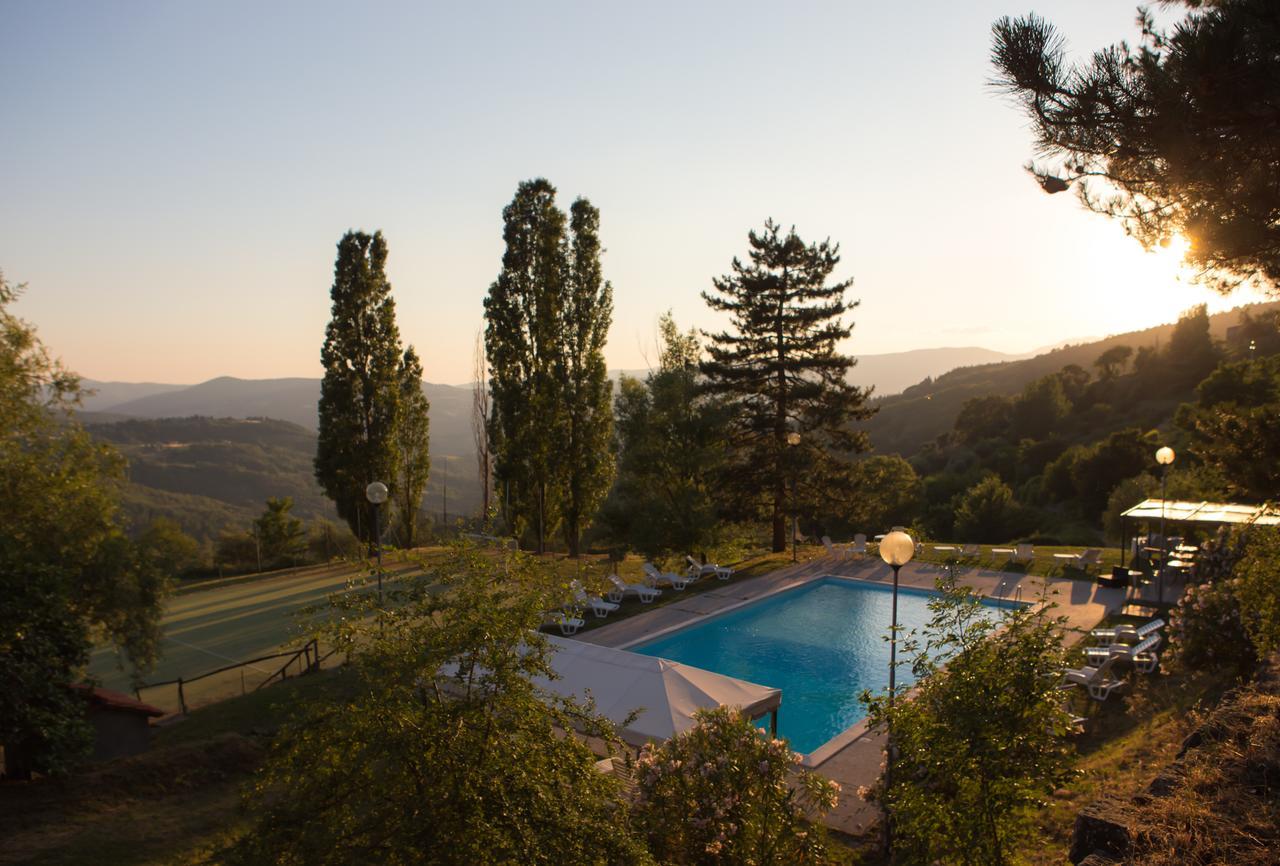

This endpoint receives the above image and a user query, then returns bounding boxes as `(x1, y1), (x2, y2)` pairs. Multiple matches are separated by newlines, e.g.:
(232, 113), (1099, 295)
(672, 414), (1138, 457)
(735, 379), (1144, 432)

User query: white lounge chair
(1054, 548), (1102, 573)
(686, 555), (733, 581)
(1090, 617), (1164, 648)
(1014, 543), (1035, 564)
(644, 562), (690, 591)
(549, 611), (584, 636)
(607, 574), (661, 604)
(1061, 655), (1125, 701)
(571, 580), (619, 619)
(821, 536), (845, 560)
(960, 543), (981, 558)
(1086, 634), (1162, 673)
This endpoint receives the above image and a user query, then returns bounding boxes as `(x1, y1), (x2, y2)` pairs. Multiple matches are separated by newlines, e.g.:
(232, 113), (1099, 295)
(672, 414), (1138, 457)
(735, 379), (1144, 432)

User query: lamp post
(365, 481), (388, 608)
(878, 529), (915, 857)
(1155, 446), (1175, 603)
(787, 431), (801, 562)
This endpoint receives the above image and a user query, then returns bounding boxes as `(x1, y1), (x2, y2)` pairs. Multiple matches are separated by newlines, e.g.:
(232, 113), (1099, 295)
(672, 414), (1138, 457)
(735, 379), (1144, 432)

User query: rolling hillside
(862, 303), (1277, 456)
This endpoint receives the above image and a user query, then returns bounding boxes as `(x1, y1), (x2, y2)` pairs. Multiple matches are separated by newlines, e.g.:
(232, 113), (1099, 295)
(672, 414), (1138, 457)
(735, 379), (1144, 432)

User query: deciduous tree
(0, 273), (168, 777)
(558, 198), (615, 557)
(392, 347), (430, 547)
(315, 231), (404, 544)
(701, 220), (874, 552)
(485, 180), (568, 553)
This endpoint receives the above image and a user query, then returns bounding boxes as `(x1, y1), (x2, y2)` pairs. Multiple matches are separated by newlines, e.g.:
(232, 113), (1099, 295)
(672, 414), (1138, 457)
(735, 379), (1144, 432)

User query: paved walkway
(578, 555), (1157, 837)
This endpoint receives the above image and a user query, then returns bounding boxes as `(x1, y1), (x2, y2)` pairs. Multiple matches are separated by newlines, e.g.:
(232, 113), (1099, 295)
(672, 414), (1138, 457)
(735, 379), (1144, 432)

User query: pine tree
(701, 220), (874, 552)
(392, 346), (430, 548)
(558, 198), (615, 557)
(484, 179), (567, 554)
(315, 231), (404, 544)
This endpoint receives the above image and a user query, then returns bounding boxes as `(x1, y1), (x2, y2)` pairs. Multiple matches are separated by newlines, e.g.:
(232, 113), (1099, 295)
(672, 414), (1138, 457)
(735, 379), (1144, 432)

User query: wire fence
(134, 639), (342, 715)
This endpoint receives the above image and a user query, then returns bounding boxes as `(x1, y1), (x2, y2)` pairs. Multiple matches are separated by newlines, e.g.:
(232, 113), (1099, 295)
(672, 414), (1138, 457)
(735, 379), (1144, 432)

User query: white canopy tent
(1118, 498), (1280, 567)
(536, 635), (781, 746)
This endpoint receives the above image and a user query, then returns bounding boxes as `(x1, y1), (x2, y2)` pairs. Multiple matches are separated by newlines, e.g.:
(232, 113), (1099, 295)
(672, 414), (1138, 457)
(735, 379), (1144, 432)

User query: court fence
(134, 639), (342, 716)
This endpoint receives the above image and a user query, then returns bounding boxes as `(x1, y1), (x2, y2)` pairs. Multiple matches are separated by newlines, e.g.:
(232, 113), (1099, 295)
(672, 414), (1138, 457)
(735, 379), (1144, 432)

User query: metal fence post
(177, 676), (187, 715)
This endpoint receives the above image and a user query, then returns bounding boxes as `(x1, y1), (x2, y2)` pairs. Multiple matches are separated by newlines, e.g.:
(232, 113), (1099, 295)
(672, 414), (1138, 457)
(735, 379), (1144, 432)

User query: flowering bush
(1167, 579), (1253, 672)
(632, 706), (841, 865)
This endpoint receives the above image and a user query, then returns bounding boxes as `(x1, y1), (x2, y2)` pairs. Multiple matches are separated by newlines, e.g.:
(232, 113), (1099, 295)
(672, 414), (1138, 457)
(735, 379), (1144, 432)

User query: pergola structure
(1119, 498), (1280, 566)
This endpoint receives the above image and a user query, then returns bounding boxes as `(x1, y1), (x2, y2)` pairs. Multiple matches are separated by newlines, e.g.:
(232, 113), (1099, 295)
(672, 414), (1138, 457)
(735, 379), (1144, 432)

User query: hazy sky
(0, 1), (1262, 386)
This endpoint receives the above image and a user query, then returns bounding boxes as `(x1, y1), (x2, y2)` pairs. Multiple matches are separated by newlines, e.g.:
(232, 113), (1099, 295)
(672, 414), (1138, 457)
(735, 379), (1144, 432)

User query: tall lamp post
(879, 529), (915, 857)
(787, 432), (801, 562)
(1155, 446), (1175, 603)
(365, 481), (388, 608)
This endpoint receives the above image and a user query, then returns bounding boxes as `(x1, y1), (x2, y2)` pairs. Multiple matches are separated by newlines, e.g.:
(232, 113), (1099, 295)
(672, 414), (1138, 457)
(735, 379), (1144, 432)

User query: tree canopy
(315, 231), (405, 544)
(701, 220), (874, 552)
(0, 273), (169, 777)
(992, 0), (1280, 293)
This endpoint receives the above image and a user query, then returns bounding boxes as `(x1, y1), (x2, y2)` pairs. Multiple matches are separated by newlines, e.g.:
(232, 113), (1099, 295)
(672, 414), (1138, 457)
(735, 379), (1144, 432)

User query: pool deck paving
(576, 555), (1163, 837)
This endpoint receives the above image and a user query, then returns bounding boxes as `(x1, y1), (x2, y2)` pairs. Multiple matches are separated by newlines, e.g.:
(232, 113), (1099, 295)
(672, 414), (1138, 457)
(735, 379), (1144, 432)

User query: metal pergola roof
(1121, 498), (1280, 527)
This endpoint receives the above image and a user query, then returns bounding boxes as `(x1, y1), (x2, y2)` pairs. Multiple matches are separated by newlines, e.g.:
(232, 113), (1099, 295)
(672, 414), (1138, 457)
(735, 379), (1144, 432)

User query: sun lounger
(960, 543), (980, 558)
(1090, 617), (1164, 647)
(549, 611), (584, 636)
(1060, 655), (1125, 701)
(1086, 634), (1162, 673)
(849, 534), (869, 557)
(607, 574), (661, 604)
(1054, 548), (1102, 572)
(686, 555), (733, 581)
(1014, 543), (1034, 564)
(821, 536), (845, 560)
(571, 580), (620, 619)
(645, 562), (690, 591)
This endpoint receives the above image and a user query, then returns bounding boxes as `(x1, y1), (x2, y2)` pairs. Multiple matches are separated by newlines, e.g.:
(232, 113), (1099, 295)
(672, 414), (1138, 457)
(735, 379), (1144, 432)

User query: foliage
(953, 474), (1027, 542)
(701, 219), (874, 552)
(992, 0), (1280, 293)
(1094, 344), (1133, 381)
(484, 179), (569, 553)
(1177, 352), (1280, 499)
(597, 314), (728, 562)
(135, 518), (203, 575)
(1232, 529), (1280, 657)
(225, 545), (651, 865)
(558, 197), (615, 556)
(1012, 374), (1069, 440)
(253, 497), (306, 568)
(315, 230), (405, 544)
(633, 706), (840, 865)
(471, 331), (493, 525)
(306, 518), (359, 562)
(846, 455), (922, 534)
(1070, 427), (1157, 516)
(1168, 579), (1253, 674)
(392, 346), (431, 547)
(0, 273), (168, 777)
(1102, 472), (1158, 542)
(953, 395), (1013, 445)
(861, 577), (1075, 866)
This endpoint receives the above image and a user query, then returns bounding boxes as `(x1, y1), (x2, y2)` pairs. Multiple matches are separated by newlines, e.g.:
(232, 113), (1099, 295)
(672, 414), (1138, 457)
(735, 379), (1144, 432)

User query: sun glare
(1089, 231), (1259, 336)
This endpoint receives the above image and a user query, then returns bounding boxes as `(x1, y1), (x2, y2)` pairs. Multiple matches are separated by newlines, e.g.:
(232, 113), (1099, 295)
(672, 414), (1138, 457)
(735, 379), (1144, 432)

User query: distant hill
(78, 380), (187, 412)
(863, 303), (1278, 456)
(848, 347), (1028, 397)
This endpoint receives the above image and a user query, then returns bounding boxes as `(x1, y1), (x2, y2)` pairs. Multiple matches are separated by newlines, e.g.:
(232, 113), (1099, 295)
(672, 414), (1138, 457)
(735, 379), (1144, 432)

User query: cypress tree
(559, 198), (615, 557)
(392, 346), (430, 547)
(701, 220), (874, 552)
(315, 231), (403, 544)
(484, 179), (567, 553)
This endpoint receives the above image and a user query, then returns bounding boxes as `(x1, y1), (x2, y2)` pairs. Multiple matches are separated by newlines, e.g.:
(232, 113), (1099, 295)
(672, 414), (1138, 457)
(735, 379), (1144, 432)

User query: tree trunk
(771, 490), (787, 553)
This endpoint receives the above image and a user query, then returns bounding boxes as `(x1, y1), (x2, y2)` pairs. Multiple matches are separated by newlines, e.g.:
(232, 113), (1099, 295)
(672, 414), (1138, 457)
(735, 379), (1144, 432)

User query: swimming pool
(631, 576), (1015, 754)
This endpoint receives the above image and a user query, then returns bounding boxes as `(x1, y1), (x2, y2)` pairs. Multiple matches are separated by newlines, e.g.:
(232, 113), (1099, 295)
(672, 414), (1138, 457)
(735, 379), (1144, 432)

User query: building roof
(1120, 498), (1280, 527)
(535, 635), (781, 746)
(71, 684), (166, 717)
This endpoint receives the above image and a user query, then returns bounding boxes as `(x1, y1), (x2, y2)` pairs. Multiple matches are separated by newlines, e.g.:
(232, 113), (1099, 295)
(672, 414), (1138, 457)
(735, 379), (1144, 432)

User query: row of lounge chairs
(1061, 617), (1165, 701)
(546, 556), (738, 636)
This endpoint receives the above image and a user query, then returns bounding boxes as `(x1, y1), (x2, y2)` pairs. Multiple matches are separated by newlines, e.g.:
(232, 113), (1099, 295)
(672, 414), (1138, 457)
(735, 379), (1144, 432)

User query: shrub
(1168, 579), (1253, 673)
(633, 706), (840, 865)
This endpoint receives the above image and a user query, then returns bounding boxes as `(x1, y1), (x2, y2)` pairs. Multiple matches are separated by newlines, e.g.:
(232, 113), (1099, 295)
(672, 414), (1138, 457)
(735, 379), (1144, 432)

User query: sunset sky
(0, 1), (1262, 386)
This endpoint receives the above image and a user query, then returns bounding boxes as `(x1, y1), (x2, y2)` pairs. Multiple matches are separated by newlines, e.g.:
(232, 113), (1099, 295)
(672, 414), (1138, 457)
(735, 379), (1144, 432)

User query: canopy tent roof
(1121, 498), (1280, 527)
(536, 635), (781, 746)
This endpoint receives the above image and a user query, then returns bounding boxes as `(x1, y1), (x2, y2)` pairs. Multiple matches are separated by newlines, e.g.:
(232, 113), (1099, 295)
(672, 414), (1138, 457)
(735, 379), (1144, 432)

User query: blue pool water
(631, 577), (1015, 754)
